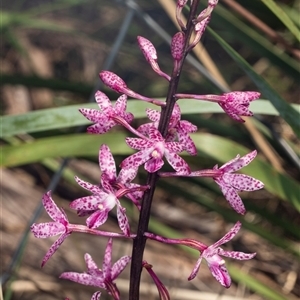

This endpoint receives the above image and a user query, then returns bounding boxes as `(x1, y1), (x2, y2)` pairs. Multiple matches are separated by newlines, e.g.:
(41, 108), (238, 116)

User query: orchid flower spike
(189, 221), (256, 288)
(60, 238), (131, 300)
(30, 191), (72, 267)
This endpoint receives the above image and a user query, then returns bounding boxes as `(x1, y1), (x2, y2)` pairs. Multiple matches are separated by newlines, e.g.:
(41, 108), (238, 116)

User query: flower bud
(99, 71), (127, 93)
(171, 32), (185, 61)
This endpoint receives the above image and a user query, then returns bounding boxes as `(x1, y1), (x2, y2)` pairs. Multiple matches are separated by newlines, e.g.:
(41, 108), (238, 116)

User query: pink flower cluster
(31, 1), (264, 299)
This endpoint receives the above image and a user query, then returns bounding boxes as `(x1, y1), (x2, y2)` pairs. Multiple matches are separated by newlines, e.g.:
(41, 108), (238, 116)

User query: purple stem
(159, 168), (222, 178)
(175, 93), (223, 102)
(144, 232), (207, 251)
(69, 224), (136, 238)
(129, 2), (201, 299)
(112, 115), (151, 140)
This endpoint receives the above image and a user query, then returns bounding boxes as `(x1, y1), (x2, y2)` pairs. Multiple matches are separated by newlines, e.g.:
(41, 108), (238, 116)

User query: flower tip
(99, 71), (127, 93)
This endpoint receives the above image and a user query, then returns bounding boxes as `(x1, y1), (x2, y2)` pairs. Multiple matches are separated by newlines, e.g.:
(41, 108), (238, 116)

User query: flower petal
(117, 167), (138, 184)
(86, 209), (109, 229)
(216, 179), (246, 215)
(208, 261), (231, 288)
(42, 191), (68, 224)
(79, 108), (104, 123)
(212, 221), (242, 248)
(31, 222), (65, 238)
(75, 176), (102, 194)
(85, 253), (100, 272)
(120, 149), (153, 169)
(114, 94), (127, 115)
(224, 173), (264, 191)
(188, 256), (203, 281)
(116, 203), (130, 236)
(91, 292), (102, 300)
(164, 152), (190, 174)
(125, 137), (153, 150)
(218, 249), (256, 260)
(146, 108), (160, 122)
(99, 145), (117, 182)
(70, 194), (106, 211)
(60, 272), (105, 288)
(87, 119), (116, 134)
(111, 255), (131, 281)
(103, 238), (113, 278)
(41, 232), (71, 267)
(144, 157), (164, 173)
(224, 150), (257, 173)
(148, 127), (163, 141)
(95, 90), (112, 112)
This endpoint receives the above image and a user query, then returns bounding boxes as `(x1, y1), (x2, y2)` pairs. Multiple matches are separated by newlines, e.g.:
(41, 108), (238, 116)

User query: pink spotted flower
(60, 238), (130, 300)
(211, 150), (264, 214)
(159, 150), (264, 215)
(137, 103), (198, 155)
(30, 191), (72, 267)
(70, 176), (133, 236)
(188, 221), (256, 288)
(99, 144), (145, 208)
(120, 126), (190, 174)
(175, 91), (260, 122)
(79, 90), (133, 134)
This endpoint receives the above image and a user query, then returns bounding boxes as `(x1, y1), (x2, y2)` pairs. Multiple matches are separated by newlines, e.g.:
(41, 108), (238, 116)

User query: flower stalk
(128, 1), (201, 298)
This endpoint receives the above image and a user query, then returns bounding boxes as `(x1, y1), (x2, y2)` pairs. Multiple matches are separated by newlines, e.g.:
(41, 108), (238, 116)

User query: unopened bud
(137, 36), (157, 63)
(171, 32), (185, 61)
(99, 71), (127, 93)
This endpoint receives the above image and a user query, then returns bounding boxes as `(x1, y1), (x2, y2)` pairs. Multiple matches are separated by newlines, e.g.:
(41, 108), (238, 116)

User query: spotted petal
(208, 261), (231, 288)
(42, 191), (68, 224)
(31, 222), (66, 238)
(41, 232), (71, 267)
(60, 272), (106, 288)
(111, 255), (131, 281)
(99, 144), (117, 182)
(86, 209), (109, 229)
(116, 202), (130, 236)
(216, 178), (246, 214)
(95, 90), (112, 112)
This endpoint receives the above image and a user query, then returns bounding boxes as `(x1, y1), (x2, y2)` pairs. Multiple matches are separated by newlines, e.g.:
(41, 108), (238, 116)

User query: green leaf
(208, 27), (300, 138)
(0, 74), (92, 96)
(1, 132), (299, 212)
(0, 132), (130, 167)
(1, 11), (74, 32)
(210, 4), (299, 78)
(261, 0), (300, 42)
(2, 99), (299, 137)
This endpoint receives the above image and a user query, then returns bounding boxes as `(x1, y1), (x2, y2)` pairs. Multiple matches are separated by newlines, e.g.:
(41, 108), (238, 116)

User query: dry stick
(128, 1), (201, 299)
(222, 0), (300, 59)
